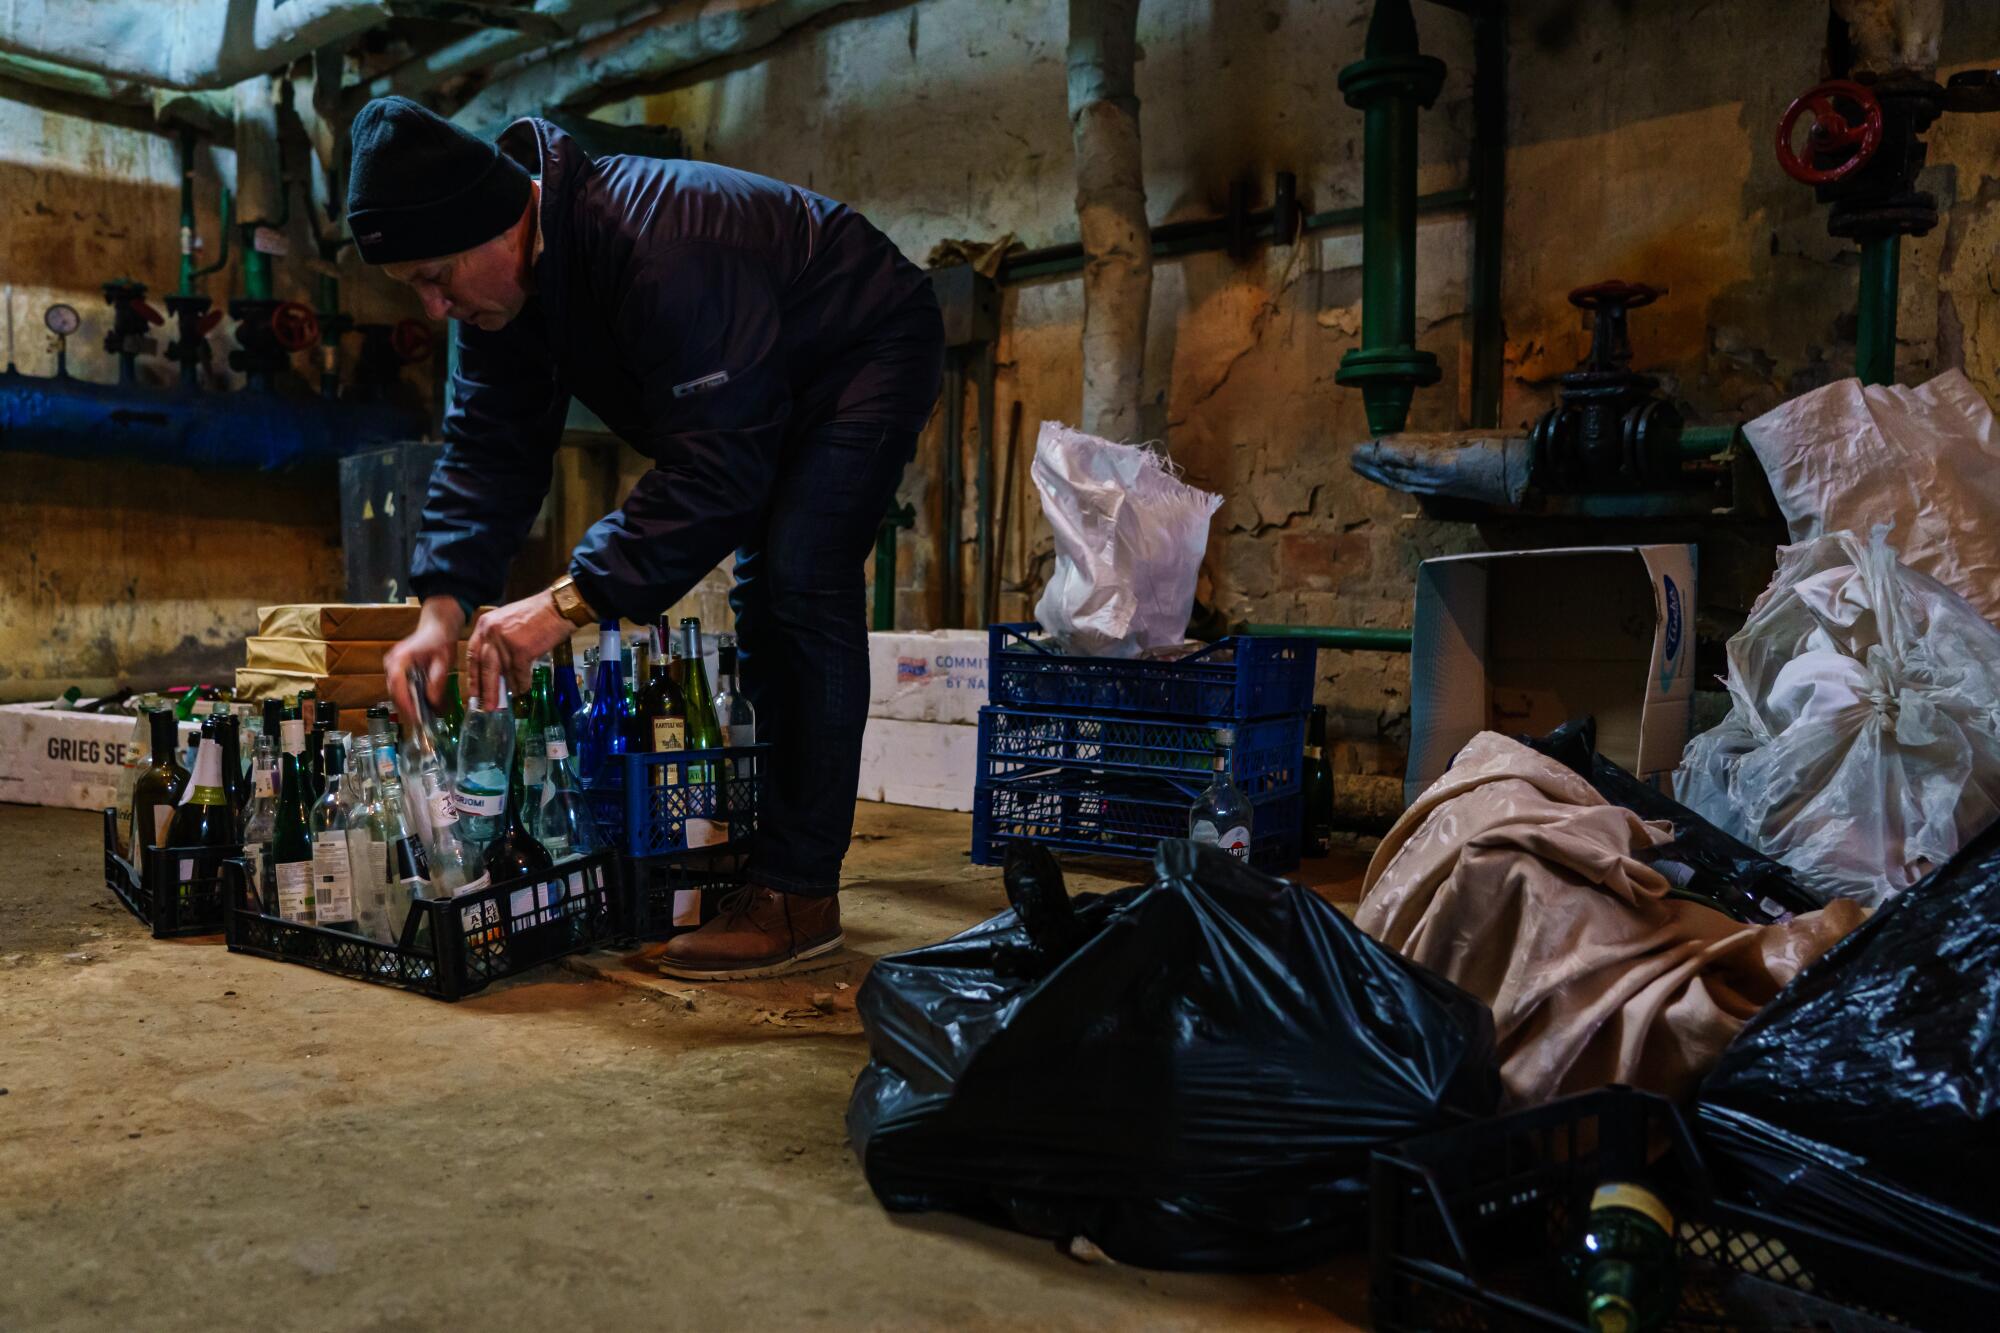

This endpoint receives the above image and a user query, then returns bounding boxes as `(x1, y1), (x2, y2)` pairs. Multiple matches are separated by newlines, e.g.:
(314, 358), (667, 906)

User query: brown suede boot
(656, 887), (843, 980)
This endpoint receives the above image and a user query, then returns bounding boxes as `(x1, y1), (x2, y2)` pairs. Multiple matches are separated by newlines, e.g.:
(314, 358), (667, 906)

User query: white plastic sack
(1031, 422), (1221, 658)
(1677, 528), (2000, 909)
(1742, 369), (2000, 627)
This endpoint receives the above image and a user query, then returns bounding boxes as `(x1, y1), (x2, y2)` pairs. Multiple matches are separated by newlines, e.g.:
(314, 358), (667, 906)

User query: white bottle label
(312, 832), (354, 920)
(672, 888), (702, 927)
(523, 756), (548, 790)
(455, 790), (505, 817)
(241, 844), (265, 906)
(685, 817), (726, 849)
(276, 859), (314, 922)
(429, 788), (459, 827)
(254, 766), (277, 798)
(1190, 822), (1252, 860)
(454, 872), (491, 897)
(546, 736), (569, 760)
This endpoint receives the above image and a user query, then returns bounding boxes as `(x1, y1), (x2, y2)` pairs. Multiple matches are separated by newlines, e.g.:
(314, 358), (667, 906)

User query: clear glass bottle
(241, 721), (281, 907)
(371, 731), (433, 941)
(400, 666), (481, 895)
(272, 721), (316, 923)
(454, 675), (516, 875)
(342, 735), (396, 945)
(1188, 726), (1254, 861)
(713, 634), (756, 748)
(537, 724), (604, 861)
(310, 737), (358, 932)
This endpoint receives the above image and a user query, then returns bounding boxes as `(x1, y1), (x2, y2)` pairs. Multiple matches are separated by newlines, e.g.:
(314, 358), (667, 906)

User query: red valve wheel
(132, 299), (165, 327)
(1776, 79), (1884, 185)
(196, 309), (225, 337)
(389, 318), (434, 365)
(1568, 280), (1663, 311)
(270, 301), (320, 352)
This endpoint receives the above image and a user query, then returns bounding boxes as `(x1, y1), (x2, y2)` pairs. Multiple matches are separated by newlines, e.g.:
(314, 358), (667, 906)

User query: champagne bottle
(130, 708), (189, 857)
(550, 636), (585, 752)
(165, 735), (235, 850)
(577, 621), (629, 791)
(537, 724), (604, 861)
(1577, 1182), (1679, 1333)
(1188, 727), (1254, 861)
(272, 723), (315, 923)
(310, 737), (358, 931)
(636, 617), (687, 788)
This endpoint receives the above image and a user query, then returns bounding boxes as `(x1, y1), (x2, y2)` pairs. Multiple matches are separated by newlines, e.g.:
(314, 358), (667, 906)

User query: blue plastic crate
(978, 705), (1305, 800)
(987, 622), (1317, 721)
(583, 743), (767, 859)
(971, 768), (1300, 874)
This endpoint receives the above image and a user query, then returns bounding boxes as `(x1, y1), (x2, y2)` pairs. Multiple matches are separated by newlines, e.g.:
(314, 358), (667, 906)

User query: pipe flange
(1338, 53), (1447, 111)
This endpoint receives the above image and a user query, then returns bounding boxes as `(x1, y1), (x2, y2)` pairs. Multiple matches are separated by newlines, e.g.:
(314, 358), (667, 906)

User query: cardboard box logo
(897, 656), (930, 684)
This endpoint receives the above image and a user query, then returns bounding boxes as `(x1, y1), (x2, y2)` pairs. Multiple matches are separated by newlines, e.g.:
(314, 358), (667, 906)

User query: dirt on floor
(0, 800), (1373, 1331)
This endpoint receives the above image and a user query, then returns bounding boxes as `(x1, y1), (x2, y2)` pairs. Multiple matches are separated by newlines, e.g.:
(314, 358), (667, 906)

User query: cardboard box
(1406, 544), (1696, 802)
(0, 702), (144, 811)
(245, 637), (399, 675)
(256, 603), (482, 642)
(866, 630), (988, 725)
(857, 717), (977, 812)
(234, 669), (391, 710)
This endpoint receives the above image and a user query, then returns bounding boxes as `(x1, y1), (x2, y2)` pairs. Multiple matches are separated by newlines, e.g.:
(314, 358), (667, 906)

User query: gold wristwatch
(548, 574), (597, 626)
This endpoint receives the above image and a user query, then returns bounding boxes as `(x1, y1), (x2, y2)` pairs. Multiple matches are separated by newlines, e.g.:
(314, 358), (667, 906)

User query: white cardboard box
(1406, 544), (1696, 802)
(0, 703), (144, 812)
(867, 630), (988, 725)
(858, 717), (978, 812)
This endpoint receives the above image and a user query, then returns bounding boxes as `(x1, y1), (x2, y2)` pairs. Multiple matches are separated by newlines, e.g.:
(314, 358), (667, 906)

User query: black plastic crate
(972, 768), (1301, 873)
(1370, 1086), (1993, 1333)
(978, 705), (1306, 799)
(225, 850), (620, 1001)
(621, 845), (754, 940)
(988, 622), (1317, 720)
(583, 744), (767, 857)
(101, 807), (234, 938)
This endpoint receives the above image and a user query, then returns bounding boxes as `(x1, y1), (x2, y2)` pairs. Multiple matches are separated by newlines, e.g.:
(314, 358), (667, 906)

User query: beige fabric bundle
(1356, 731), (1864, 1107)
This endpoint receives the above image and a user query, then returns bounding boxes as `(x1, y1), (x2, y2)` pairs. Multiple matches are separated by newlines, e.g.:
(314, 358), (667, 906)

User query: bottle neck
(185, 738), (228, 802)
(150, 711), (179, 765)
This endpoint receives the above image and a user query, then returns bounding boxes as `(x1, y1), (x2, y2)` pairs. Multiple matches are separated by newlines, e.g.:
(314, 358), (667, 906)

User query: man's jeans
(732, 419), (918, 897)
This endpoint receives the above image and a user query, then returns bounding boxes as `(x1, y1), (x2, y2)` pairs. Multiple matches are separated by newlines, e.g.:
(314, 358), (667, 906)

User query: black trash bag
(1519, 716), (1821, 924)
(845, 838), (1502, 1272)
(1694, 814), (2000, 1279)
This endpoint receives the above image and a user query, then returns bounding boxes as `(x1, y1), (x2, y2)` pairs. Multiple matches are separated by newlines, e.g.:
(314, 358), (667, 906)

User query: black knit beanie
(346, 96), (532, 265)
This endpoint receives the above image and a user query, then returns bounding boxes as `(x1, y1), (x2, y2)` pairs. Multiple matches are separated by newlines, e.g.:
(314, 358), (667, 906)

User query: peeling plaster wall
(599, 0), (2000, 776)
(0, 97), (432, 701)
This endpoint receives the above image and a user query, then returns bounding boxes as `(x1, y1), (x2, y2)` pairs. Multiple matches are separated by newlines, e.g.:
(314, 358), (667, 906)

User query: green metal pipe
(1334, 0), (1446, 436)
(1236, 624), (1414, 653)
(1678, 424), (1743, 458)
(873, 502), (914, 631)
(1856, 234), (1899, 386)
(177, 129), (198, 295)
(241, 244), (272, 301)
(1466, 4), (1506, 430)
(189, 187), (232, 283)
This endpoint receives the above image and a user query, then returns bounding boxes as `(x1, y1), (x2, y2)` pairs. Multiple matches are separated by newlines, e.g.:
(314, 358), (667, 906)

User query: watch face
(44, 303), (80, 336)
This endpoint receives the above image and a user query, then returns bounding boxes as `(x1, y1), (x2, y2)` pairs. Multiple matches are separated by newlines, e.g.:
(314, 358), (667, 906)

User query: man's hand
(384, 596), (466, 722)
(465, 591), (576, 708)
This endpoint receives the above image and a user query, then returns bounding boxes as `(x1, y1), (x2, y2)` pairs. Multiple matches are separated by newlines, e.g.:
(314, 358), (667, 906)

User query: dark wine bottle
(130, 708), (189, 857)
(481, 734), (555, 887)
(166, 735), (236, 850)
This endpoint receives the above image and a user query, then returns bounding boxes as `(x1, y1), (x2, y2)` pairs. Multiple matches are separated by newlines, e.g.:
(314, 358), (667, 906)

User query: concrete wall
(0, 97), (431, 701)
(606, 0), (2000, 773)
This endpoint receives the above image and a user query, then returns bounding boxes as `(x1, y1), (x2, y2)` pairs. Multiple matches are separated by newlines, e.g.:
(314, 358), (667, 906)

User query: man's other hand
(465, 592), (575, 709)
(384, 597), (466, 722)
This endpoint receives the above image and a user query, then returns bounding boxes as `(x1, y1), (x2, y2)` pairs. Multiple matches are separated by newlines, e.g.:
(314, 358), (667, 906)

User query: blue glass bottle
(550, 635), (586, 752)
(576, 621), (629, 793)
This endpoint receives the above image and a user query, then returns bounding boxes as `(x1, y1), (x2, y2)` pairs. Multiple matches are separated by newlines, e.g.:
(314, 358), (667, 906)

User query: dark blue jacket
(410, 119), (942, 621)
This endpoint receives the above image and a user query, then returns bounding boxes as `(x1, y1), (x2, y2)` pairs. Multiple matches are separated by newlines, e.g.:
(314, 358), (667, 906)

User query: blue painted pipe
(0, 368), (424, 471)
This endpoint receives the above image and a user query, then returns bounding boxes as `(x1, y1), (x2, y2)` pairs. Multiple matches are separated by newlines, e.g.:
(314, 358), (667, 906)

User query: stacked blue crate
(973, 624), (1315, 873)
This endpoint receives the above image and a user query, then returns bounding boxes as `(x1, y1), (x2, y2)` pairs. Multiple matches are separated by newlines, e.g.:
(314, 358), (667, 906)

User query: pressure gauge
(44, 303), (80, 337)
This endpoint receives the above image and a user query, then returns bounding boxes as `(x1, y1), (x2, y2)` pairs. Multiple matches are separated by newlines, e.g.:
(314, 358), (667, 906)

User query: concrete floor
(0, 800), (1373, 1331)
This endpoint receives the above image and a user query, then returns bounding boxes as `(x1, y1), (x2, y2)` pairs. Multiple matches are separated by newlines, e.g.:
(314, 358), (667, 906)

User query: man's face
(383, 228), (528, 331)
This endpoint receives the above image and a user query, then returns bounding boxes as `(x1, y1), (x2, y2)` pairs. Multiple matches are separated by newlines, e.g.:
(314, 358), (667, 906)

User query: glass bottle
(627, 628), (651, 721)
(213, 712), (244, 829)
(130, 708), (189, 857)
(310, 737), (358, 932)
(441, 670), (465, 769)
(679, 618), (724, 847)
(1576, 1182), (1678, 1333)
(550, 636), (585, 751)
(371, 731), (433, 941)
(272, 720), (316, 923)
(1188, 726), (1254, 861)
(1303, 705), (1335, 858)
(241, 720), (281, 906)
(576, 621), (629, 791)
(454, 675), (516, 874)
(342, 736), (396, 945)
(399, 666), (480, 895)
(713, 634), (756, 748)
(537, 724), (603, 861)
(482, 736), (555, 887)
(636, 617), (687, 785)
(165, 734), (236, 850)
(115, 709), (151, 837)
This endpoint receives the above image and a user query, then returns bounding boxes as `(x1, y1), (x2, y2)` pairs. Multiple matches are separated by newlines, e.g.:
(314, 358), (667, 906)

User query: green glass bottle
(271, 720), (316, 923)
(1577, 1182), (1679, 1333)
(130, 708), (190, 857)
(165, 734), (236, 850)
(443, 671), (465, 746)
(678, 618), (721, 752)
